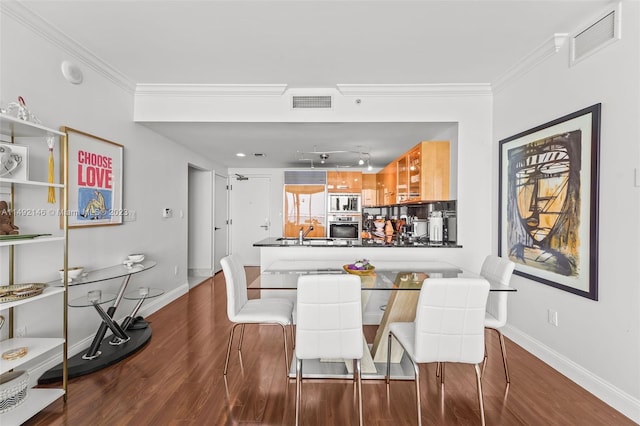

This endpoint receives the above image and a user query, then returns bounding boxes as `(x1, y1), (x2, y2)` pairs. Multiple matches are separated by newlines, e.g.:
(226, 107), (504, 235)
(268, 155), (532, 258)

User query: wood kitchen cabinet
(397, 141), (450, 203)
(370, 140), (450, 207)
(361, 173), (377, 207)
(377, 162), (397, 205)
(326, 170), (362, 193)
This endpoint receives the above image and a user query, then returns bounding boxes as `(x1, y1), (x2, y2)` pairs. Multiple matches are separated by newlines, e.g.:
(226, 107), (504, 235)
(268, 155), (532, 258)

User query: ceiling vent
(571, 6), (620, 65)
(284, 170), (327, 184)
(292, 95), (332, 109)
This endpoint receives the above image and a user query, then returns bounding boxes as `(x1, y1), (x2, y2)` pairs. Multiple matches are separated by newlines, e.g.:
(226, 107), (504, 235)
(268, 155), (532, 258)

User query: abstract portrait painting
(499, 104), (600, 300)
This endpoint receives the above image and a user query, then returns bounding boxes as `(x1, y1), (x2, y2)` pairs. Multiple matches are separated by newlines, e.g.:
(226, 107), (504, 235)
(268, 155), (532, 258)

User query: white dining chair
(480, 254), (516, 383)
(220, 254), (294, 377)
(386, 277), (490, 426)
(295, 274), (364, 426)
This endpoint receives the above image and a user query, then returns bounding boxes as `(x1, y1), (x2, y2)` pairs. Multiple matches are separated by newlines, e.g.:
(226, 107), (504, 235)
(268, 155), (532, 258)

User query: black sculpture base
(39, 322), (152, 384)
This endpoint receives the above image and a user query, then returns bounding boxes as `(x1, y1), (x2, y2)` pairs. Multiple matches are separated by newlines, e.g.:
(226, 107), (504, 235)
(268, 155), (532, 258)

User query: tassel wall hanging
(47, 135), (55, 203)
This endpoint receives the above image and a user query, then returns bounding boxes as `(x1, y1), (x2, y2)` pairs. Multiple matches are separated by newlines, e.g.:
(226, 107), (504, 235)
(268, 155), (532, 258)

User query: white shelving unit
(0, 113), (67, 425)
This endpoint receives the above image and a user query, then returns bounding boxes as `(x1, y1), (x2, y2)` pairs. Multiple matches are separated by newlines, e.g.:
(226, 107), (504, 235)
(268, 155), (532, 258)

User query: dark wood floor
(27, 267), (634, 425)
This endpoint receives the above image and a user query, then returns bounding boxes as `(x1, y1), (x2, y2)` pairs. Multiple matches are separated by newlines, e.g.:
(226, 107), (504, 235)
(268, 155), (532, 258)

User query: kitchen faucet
(299, 225), (314, 243)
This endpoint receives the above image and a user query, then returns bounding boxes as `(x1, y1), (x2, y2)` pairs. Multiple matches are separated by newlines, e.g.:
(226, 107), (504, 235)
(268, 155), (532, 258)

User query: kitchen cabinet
(326, 171), (362, 193)
(377, 162), (397, 205)
(361, 173), (377, 207)
(0, 113), (67, 424)
(396, 141), (450, 203)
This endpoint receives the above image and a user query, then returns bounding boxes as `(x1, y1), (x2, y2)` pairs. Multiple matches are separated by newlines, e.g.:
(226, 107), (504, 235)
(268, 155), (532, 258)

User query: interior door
(229, 175), (271, 266)
(213, 173), (229, 273)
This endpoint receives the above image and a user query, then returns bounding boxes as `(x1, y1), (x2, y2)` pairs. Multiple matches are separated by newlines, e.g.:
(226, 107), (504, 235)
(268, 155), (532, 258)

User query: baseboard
(189, 268), (213, 277)
(503, 324), (640, 424)
(27, 282), (190, 387)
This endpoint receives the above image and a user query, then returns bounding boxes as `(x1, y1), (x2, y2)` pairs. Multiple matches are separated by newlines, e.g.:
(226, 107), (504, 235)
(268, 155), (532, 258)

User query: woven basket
(0, 370), (29, 413)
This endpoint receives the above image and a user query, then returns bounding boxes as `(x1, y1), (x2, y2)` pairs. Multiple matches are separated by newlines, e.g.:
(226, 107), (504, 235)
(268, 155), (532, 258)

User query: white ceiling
(19, 0), (613, 169)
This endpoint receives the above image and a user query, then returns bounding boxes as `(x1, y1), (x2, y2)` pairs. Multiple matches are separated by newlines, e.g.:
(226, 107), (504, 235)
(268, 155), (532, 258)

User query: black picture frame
(498, 104), (600, 300)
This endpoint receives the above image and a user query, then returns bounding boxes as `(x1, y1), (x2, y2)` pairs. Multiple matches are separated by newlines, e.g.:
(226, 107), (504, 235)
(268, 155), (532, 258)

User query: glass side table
(39, 260), (158, 384)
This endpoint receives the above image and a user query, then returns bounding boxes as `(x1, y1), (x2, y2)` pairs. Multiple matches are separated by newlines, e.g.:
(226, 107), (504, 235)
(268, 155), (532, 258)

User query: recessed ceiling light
(236, 152), (246, 157)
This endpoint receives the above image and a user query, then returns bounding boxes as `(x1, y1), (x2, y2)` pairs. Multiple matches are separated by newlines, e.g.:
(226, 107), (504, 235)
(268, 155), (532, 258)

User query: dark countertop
(254, 237), (462, 248)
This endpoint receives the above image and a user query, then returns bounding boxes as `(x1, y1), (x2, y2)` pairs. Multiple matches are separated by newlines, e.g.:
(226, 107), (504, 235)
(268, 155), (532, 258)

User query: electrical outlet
(16, 326), (26, 337)
(547, 309), (559, 327)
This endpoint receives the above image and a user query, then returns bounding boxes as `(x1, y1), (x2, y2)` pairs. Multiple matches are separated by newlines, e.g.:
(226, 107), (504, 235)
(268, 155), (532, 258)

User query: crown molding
(2, 1), (136, 94)
(336, 83), (492, 97)
(492, 33), (569, 93)
(135, 84), (289, 97)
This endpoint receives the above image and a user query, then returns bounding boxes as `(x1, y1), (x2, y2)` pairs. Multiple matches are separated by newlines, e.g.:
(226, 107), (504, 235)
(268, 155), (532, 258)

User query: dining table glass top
(259, 260), (516, 292)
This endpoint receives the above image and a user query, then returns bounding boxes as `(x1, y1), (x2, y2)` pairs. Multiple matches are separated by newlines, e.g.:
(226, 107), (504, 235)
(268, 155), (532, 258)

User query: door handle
(214, 227), (221, 231)
(259, 225), (269, 229)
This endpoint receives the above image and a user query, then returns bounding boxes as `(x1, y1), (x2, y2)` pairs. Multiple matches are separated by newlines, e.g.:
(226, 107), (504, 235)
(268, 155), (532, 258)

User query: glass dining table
(252, 260), (516, 380)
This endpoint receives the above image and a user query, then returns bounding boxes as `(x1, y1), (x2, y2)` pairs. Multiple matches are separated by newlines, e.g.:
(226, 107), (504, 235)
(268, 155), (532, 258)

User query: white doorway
(229, 174), (272, 266)
(188, 166), (213, 288)
(213, 173), (229, 273)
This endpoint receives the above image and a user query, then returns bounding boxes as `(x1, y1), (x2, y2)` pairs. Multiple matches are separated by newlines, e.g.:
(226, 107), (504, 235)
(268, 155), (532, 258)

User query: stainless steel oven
(328, 215), (361, 241)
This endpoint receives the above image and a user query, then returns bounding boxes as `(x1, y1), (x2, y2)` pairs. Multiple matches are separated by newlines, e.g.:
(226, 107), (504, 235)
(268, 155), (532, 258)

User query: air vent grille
(284, 170), (327, 184)
(572, 9), (618, 64)
(292, 95), (332, 109)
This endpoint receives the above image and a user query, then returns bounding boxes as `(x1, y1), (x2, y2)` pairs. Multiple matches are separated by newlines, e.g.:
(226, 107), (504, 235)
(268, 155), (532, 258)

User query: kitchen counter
(253, 237), (462, 248)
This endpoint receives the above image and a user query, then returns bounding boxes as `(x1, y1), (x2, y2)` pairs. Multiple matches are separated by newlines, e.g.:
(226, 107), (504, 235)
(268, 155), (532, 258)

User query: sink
(276, 238), (335, 246)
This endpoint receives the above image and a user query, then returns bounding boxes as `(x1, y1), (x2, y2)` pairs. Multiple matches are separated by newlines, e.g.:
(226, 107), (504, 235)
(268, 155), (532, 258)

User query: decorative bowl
(59, 267), (84, 280)
(343, 264), (376, 276)
(128, 254), (145, 263)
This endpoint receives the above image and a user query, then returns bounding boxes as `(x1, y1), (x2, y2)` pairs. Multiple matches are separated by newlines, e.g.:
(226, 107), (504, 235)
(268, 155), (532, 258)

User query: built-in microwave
(328, 193), (361, 214)
(328, 215), (361, 241)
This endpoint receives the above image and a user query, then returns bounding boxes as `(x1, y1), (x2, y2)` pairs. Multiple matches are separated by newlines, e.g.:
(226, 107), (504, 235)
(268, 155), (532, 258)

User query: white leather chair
(480, 255), (516, 383)
(385, 277), (490, 426)
(295, 274), (363, 426)
(220, 254), (294, 377)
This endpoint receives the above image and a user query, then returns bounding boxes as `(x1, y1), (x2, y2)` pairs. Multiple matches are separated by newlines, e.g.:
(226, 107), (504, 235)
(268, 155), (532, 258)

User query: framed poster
(62, 127), (123, 228)
(498, 104), (600, 300)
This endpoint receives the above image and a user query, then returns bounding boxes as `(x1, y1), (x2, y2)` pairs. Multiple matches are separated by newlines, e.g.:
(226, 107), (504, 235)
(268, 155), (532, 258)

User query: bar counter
(253, 237), (462, 248)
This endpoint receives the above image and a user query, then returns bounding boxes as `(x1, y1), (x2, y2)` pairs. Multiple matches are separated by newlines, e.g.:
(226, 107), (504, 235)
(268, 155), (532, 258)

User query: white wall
(0, 11), (226, 359)
(188, 166), (213, 276)
(141, 90), (494, 274)
(494, 2), (640, 421)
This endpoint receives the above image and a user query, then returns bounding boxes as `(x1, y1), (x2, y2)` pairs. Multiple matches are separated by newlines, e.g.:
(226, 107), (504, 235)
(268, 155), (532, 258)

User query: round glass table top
(123, 287), (164, 300)
(69, 292), (117, 307)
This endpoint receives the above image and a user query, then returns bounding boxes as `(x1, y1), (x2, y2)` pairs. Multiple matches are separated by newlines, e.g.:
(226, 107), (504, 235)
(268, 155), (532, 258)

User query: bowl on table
(58, 266), (84, 282)
(127, 254), (145, 263)
(343, 264), (376, 276)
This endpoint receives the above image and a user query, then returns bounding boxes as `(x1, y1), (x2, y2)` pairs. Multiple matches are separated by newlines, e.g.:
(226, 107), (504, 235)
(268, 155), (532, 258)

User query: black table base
(39, 322), (152, 384)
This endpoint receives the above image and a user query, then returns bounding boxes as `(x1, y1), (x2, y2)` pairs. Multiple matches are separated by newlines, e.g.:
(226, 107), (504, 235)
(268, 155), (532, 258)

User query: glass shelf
(69, 293), (117, 308)
(49, 260), (157, 287)
(124, 287), (164, 301)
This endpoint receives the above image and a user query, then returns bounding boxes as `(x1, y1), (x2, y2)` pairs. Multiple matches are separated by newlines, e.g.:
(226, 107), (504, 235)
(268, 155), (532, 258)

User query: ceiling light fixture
(367, 160), (373, 171)
(297, 146), (373, 170)
(236, 152), (246, 157)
